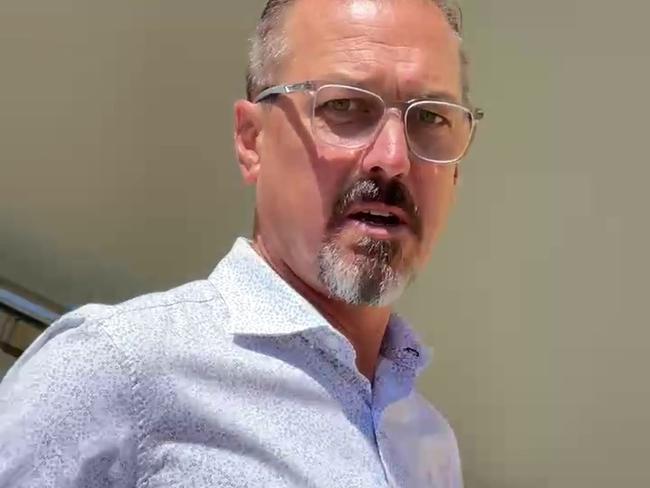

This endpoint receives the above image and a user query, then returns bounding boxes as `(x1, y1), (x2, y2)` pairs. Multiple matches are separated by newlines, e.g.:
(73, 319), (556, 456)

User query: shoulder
(389, 391), (464, 487)
(80, 277), (226, 332)
(11, 278), (223, 362)
(411, 392), (463, 485)
(61, 278), (229, 359)
(1, 277), (230, 412)
(0, 278), (233, 485)
(385, 389), (459, 445)
(411, 391), (458, 437)
(379, 390), (463, 487)
(0, 300), (144, 486)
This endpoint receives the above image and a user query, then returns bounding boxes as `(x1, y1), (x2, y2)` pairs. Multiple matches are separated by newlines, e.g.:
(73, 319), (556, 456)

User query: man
(0, 0), (482, 486)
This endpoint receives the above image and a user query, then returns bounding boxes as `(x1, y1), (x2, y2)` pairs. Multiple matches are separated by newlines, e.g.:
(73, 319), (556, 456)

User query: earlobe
(234, 100), (262, 185)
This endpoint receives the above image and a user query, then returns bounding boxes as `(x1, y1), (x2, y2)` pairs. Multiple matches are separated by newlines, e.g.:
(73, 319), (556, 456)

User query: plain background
(1, 1), (649, 486)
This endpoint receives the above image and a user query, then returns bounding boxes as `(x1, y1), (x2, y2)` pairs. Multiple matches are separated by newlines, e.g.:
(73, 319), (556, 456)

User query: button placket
(300, 330), (373, 405)
(372, 402), (398, 488)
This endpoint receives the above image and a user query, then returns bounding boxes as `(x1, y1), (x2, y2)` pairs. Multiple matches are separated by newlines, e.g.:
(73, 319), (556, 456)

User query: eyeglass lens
(312, 85), (473, 162)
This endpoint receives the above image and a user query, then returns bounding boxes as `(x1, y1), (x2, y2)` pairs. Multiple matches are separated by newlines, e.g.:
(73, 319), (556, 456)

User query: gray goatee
(317, 178), (420, 306)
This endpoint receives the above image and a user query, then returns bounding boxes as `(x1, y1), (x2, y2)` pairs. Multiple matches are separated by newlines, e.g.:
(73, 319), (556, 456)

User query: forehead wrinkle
(313, 32), (448, 73)
(314, 39), (459, 100)
(314, 16), (456, 54)
(323, 46), (420, 74)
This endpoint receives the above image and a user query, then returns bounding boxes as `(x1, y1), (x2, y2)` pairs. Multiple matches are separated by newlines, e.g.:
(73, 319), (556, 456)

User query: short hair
(246, 0), (470, 104)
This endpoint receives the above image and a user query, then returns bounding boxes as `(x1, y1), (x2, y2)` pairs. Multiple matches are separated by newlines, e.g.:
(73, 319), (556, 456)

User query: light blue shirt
(0, 238), (462, 487)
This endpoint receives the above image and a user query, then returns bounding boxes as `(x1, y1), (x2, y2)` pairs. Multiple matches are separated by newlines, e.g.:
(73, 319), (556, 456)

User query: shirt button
(404, 347), (420, 357)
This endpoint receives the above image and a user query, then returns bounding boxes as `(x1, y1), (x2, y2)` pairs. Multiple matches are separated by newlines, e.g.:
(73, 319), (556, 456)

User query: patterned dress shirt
(0, 238), (462, 487)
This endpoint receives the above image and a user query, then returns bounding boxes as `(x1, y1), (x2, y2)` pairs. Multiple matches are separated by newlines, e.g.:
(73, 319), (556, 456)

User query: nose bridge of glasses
(374, 105), (409, 140)
(378, 99), (418, 130)
(371, 106), (410, 155)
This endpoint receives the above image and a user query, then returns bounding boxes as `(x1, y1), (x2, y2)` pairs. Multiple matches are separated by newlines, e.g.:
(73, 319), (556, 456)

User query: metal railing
(0, 277), (66, 358)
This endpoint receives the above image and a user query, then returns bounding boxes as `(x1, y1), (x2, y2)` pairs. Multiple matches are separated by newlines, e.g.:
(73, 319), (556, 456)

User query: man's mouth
(347, 210), (403, 228)
(340, 204), (412, 238)
(330, 177), (421, 239)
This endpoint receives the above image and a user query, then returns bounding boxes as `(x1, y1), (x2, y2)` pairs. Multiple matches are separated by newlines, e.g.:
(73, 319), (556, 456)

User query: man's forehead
(347, 0), (381, 20)
(286, 0), (454, 36)
(284, 0), (459, 64)
(282, 0), (461, 98)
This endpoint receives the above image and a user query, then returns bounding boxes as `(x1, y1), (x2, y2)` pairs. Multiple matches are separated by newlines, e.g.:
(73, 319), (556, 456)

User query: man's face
(239, 0), (463, 305)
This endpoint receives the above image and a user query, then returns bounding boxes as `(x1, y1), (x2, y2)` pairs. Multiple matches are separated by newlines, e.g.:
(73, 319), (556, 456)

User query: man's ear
(234, 100), (263, 185)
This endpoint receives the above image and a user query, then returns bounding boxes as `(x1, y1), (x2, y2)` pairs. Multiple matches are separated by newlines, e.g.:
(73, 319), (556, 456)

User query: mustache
(330, 177), (422, 237)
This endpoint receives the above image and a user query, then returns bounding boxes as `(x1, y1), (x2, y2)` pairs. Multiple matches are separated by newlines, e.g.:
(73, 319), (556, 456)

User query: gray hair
(246, 0), (470, 104)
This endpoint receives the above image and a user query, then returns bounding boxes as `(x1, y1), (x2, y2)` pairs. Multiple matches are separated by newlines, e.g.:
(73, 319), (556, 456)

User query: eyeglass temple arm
(254, 82), (316, 103)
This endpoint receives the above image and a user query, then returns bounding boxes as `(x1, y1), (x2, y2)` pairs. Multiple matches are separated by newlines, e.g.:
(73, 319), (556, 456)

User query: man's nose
(360, 110), (411, 179)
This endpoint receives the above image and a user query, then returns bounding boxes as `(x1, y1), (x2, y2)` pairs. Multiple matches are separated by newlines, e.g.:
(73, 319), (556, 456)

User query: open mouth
(347, 210), (404, 228)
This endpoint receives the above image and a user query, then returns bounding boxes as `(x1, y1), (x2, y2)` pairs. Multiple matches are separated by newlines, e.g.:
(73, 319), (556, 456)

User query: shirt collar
(381, 315), (432, 374)
(210, 238), (431, 373)
(209, 238), (331, 336)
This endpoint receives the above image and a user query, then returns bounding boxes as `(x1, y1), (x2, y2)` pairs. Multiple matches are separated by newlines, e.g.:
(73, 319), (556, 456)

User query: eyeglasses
(254, 81), (484, 164)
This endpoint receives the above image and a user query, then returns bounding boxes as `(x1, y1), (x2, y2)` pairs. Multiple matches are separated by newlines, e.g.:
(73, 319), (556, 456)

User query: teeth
(365, 211), (393, 218)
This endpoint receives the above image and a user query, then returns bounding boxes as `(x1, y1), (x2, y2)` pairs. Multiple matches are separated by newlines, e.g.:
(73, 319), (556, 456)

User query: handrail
(0, 277), (67, 359)
(0, 277), (66, 328)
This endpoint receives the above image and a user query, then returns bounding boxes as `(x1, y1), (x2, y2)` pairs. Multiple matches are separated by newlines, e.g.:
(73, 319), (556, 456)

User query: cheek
(258, 116), (352, 247)
(260, 139), (320, 226)
(414, 166), (456, 247)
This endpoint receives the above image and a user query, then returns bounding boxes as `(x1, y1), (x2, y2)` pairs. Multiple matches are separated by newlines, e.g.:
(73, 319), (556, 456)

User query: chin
(316, 232), (416, 307)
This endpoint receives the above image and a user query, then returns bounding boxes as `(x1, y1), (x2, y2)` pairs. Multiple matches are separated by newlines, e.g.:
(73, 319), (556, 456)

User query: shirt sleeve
(0, 311), (141, 488)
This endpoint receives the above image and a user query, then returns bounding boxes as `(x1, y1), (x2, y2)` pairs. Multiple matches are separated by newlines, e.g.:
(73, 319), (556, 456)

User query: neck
(252, 236), (391, 381)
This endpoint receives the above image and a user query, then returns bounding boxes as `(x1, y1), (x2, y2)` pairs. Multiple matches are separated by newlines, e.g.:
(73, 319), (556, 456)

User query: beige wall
(1, 1), (648, 486)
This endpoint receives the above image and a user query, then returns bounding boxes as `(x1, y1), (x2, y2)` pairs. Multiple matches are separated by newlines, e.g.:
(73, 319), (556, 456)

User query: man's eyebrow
(417, 90), (461, 104)
(318, 72), (368, 86)
(317, 74), (461, 104)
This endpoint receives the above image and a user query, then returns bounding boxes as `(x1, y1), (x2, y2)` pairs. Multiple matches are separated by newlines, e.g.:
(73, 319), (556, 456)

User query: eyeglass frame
(253, 80), (484, 164)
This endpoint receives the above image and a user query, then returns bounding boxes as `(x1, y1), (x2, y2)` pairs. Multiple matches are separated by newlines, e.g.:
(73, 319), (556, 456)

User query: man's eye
(418, 110), (447, 125)
(325, 99), (353, 111)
